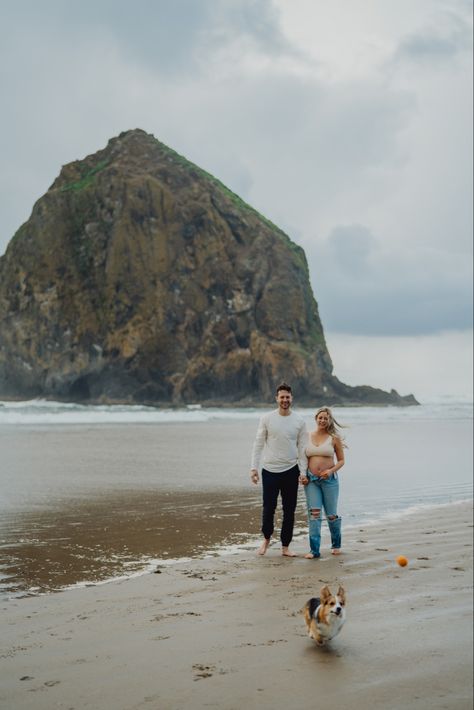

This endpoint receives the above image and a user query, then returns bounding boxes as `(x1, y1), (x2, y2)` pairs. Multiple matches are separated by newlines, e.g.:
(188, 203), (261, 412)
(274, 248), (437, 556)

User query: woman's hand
(299, 475), (309, 486)
(318, 469), (332, 480)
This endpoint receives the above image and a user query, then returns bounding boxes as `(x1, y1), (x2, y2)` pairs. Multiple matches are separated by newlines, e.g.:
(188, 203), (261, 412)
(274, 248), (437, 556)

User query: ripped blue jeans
(304, 472), (341, 557)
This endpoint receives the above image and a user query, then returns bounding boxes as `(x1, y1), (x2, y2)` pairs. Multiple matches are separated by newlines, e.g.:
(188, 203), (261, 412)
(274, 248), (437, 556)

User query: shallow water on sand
(0, 489), (265, 595)
(0, 405), (472, 596)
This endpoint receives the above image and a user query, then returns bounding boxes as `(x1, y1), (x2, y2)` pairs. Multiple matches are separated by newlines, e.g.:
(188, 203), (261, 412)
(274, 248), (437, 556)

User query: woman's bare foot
(281, 547), (298, 557)
(304, 553), (318, 559)
(331, 549), (342, 555)
(257, 539), (271, 556)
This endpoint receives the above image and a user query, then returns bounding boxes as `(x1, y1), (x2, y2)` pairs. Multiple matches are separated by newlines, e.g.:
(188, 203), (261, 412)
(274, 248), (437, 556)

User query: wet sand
(1, 501), (472, 710)
(0, 489), (263, 595)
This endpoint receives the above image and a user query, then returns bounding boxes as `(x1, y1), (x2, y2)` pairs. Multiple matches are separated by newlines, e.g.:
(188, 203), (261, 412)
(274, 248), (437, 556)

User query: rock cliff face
(0, 129), (416, 406)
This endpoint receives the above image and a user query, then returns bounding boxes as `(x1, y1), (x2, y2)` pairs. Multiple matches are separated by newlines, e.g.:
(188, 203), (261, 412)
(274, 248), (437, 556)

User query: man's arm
(250, 415), (267, 484)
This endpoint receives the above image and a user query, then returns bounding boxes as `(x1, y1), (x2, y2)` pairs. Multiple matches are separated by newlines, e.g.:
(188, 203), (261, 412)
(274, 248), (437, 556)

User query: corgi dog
(304, 584), (346, 646)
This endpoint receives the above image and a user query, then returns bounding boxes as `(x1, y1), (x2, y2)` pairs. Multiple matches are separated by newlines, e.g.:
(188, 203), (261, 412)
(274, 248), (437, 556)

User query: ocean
(0, 397), (472, 598)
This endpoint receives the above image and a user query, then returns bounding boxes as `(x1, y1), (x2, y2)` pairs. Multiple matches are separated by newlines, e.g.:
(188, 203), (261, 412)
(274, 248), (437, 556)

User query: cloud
(308, 224), (473, 335)
(2, 1), (209, 74)
(325, 225), (377, 276)
(1, 0), (289, 77)
(393, 9), (472, 64)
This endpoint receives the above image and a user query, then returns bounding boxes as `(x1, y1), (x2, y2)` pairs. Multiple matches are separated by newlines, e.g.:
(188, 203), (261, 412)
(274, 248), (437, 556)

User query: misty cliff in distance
(0, 129), (417, 406)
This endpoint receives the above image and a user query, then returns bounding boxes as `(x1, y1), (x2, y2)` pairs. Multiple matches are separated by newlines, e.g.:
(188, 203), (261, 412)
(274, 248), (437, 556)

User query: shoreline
(1, 501), (472, 709)
(3, 497), (472, 601)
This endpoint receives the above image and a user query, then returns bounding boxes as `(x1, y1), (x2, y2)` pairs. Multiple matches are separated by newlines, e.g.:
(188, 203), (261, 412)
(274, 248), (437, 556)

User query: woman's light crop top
(305, 435), (335, 458)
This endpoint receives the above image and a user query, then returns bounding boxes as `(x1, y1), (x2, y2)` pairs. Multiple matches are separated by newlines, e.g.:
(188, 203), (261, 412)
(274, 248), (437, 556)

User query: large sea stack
(0, 129), (416, 406)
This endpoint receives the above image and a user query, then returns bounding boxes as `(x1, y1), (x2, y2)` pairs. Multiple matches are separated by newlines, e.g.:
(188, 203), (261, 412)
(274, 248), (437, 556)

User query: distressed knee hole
(328, 515), (338, 521)
(310, 508), (321, 519)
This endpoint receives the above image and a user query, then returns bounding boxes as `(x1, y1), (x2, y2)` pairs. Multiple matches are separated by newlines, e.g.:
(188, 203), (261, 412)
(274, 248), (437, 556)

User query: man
(250, 382), (307, 556)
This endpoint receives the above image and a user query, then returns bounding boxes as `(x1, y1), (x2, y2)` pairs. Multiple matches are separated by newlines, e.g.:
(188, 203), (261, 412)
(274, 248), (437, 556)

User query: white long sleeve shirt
(251, 409), (308, 474)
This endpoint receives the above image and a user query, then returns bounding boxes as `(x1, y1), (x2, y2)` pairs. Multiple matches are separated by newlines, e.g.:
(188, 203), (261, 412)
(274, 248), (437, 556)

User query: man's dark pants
(261, 465), (300, 546)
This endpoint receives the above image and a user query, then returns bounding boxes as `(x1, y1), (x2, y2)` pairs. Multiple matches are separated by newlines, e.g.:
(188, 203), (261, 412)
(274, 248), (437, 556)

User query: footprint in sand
(193, 663), (215, 680)
(151, 611), (202, 622)
(238, 639), (287, 647)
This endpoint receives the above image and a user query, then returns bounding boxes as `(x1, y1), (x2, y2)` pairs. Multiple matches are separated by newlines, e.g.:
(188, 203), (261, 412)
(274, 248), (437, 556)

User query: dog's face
(304, 584), (346, 644)
(318, 584), (346, 624)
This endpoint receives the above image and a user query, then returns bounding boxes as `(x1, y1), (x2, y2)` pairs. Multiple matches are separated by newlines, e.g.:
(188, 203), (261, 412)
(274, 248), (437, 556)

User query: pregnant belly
(307, 455), (333, 475)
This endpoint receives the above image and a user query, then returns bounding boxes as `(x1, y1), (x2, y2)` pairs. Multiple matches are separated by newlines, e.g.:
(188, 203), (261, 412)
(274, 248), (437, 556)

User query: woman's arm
(297, 422), (309, 483)
(330, 437), (345, 473)
(318, 437), (345, 479)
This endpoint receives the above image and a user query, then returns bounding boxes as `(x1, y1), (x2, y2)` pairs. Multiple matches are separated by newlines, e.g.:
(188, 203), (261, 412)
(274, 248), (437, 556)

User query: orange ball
(396, 555), (408, 567)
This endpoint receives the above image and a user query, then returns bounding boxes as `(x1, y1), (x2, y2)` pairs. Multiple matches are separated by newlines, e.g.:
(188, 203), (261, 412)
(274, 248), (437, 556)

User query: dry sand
(1, 501), (472, 710)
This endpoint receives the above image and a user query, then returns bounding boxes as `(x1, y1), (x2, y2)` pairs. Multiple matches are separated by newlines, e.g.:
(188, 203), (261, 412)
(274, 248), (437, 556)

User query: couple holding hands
(250, 382), (345, 559)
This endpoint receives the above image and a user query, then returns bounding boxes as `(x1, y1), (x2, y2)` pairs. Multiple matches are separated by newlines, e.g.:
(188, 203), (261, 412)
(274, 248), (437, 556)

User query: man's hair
(276, 382), (292, 395)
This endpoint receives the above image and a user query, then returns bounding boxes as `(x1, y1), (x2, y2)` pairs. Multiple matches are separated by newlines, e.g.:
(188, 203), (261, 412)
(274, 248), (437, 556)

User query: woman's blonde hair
(315, 406), (346, 441)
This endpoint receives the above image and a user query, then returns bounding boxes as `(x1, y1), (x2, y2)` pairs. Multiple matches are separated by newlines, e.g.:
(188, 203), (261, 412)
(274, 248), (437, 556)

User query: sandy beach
(1, 500), (472, 710)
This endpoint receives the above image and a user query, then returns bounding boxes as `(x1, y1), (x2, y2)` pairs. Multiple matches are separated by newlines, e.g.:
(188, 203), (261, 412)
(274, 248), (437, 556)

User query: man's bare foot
(331, 549), (342, 555)
(257, 539), (271, 556)
(281, 547), (298, 557)
(304, 553), (318, 559)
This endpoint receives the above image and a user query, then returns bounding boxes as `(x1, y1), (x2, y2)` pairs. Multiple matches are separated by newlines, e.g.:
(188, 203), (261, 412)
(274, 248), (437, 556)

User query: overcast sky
(0, 0), (472, 397)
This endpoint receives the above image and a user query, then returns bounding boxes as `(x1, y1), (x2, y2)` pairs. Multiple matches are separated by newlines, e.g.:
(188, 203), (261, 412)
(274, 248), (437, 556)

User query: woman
(300, 407), (345, 558)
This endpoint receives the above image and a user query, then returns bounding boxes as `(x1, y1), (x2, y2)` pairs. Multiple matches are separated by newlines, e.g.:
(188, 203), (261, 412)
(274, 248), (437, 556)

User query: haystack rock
(0, 129), (417, 406)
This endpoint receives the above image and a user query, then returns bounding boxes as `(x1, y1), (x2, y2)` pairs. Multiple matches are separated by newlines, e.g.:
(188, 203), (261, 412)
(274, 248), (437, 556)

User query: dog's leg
(304, 603), (312, 636)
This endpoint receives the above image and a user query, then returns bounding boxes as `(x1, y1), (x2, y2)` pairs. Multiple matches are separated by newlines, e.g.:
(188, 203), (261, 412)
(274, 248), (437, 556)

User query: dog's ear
(320, 585), (331, 602)
(337, 585), (346, 604)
